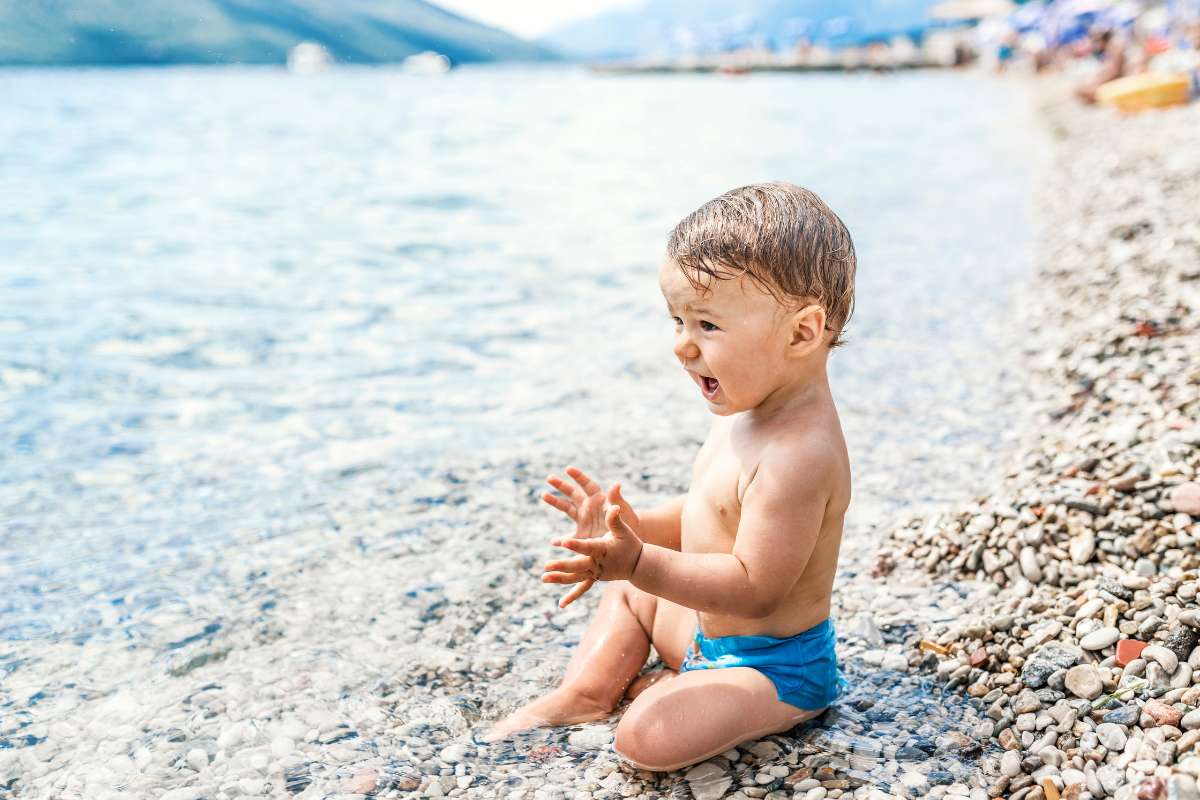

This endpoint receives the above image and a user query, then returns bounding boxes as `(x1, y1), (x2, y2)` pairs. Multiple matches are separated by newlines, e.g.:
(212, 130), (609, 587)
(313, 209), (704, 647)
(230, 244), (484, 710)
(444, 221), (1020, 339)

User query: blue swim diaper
(679, 618), (847, 712)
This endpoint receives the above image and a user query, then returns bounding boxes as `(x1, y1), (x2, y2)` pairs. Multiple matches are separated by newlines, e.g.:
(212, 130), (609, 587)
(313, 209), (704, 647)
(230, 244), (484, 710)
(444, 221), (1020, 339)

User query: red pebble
(1116, 639), (1147, 667)
(1144, 699), (1183, 727)
(527, 745), (562, 763)
(1137, 777), (1165, 800)
(970, 647), (989, 668)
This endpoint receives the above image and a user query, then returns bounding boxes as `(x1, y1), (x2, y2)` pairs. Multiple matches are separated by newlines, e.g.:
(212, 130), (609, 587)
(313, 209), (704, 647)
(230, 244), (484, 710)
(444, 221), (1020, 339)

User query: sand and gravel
(873, 92), (1200, 800)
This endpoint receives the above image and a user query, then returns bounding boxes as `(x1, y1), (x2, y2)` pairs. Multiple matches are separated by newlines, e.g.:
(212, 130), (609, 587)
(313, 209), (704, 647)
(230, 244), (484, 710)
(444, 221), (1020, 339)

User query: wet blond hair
(666, 182), (856, 348)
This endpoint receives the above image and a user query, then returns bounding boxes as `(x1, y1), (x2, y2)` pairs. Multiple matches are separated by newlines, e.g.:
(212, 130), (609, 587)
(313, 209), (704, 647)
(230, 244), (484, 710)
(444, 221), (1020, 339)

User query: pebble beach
(1, 77), (1194, 800)
(873, 91), (1200, 800)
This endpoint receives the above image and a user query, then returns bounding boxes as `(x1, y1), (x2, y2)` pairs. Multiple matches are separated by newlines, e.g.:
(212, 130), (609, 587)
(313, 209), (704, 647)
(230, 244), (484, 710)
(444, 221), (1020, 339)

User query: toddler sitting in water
(489, 182), (856, 771)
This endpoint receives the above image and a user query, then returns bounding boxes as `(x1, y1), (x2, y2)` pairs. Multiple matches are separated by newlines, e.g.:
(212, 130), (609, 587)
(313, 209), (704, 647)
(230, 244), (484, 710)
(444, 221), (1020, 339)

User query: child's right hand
(542, 466), (639, 608)
(542, 466), (639, 539)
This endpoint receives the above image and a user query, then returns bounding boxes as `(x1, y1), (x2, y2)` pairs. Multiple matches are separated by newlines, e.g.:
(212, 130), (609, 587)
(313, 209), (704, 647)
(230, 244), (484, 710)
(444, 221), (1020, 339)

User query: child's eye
(700, 321), (719, 332)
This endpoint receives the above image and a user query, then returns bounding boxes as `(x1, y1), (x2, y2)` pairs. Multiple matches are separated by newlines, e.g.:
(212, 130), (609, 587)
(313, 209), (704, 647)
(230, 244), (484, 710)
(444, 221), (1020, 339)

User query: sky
(433, 0), (642, 38)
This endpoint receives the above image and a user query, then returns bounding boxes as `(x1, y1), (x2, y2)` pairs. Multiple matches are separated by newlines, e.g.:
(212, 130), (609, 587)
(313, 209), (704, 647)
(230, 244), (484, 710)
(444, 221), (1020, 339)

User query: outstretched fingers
(552, 536), (606, 557)
(542, 571), (590, 584)
(565, 466), (602, 497)
(558, 579), (594, 609)
(541, 491), (577, 519)
(544, 555), (594, 574)
(547, 474), (586, 506)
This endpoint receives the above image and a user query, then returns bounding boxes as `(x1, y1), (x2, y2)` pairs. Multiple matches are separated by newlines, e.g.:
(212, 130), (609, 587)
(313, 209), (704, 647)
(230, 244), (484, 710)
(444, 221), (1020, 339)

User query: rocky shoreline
(873, 92), (1200, 800)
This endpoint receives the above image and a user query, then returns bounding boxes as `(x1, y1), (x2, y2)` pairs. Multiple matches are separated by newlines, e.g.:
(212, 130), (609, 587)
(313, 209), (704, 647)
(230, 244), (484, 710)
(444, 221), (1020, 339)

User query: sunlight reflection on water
(2, 66), (1031, 643)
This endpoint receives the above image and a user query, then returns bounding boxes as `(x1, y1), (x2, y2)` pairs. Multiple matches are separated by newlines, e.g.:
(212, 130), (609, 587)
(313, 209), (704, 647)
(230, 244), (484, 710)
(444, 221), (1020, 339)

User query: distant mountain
(540, 0), (939, 60)
(0, 0), (556, 66)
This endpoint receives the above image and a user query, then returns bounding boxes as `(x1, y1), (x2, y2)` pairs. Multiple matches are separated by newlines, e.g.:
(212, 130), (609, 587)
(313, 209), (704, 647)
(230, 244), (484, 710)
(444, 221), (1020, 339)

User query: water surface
(0, 66), (1034, 792)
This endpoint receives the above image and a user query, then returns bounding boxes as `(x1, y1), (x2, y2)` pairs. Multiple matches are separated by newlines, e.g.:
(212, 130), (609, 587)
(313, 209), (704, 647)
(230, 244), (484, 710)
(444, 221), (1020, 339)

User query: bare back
(680, 393), (850, 639)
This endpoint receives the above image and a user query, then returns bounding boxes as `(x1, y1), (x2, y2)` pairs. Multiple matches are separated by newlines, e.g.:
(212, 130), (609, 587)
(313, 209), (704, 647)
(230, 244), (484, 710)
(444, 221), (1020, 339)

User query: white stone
(691, 775), (733, 800)
(567, 727), (612, 750)
(439, 743), (467, 763)
(1070, 532), (1096, 565)
(217, 725), (242, 751)
(185, 748), (208, 772)
(1061, 768), (1086, 787)
(1080, 627), (1121, 650)
(685, 762), (726, 784)
(238, 778), (267, 794)
(1143, 645), (1180, 674)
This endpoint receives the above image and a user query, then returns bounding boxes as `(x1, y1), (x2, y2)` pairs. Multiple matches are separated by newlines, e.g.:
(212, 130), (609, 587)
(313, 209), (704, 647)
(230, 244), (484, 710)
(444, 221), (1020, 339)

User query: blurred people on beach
(594, 1), (1198, 109)
(940, 0), (1200, 106)
(1074, 25), (1131, 102)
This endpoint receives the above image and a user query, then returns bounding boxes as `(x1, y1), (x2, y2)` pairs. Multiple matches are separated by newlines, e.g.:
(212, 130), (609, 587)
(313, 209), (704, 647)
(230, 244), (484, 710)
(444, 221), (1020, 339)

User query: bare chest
(679, 438), (751, 554)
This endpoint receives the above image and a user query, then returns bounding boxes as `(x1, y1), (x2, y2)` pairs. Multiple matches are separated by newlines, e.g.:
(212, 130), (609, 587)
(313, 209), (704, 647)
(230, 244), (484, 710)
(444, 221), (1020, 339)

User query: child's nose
(673, 331), (700, 361)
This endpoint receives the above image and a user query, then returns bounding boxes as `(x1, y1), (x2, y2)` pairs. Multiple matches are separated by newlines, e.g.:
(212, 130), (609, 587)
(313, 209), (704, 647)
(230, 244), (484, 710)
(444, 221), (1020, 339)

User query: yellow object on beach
(1096, 72), (1192, 112)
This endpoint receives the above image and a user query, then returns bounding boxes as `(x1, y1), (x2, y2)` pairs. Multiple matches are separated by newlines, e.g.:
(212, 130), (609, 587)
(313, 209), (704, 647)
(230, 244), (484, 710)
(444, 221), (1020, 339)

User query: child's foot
(623, 668), (678, 701)
(485, 688), (613, 741)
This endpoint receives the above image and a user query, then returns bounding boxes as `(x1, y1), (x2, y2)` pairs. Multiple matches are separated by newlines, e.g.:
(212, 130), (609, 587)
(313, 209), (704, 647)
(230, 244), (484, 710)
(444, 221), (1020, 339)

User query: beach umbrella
(1039, 0), (1117, 44)
(930, 0), (1018, 20)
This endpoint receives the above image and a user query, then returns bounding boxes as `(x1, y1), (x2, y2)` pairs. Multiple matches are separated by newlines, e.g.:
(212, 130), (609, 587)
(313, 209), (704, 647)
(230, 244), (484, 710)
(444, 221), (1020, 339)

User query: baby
(490, 182), (855, 772)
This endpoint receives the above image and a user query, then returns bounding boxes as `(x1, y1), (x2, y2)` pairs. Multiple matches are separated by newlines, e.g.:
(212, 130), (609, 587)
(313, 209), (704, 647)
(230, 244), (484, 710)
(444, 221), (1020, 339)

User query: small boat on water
(401, 51), (452, 75)
(287, 42), (333, 74)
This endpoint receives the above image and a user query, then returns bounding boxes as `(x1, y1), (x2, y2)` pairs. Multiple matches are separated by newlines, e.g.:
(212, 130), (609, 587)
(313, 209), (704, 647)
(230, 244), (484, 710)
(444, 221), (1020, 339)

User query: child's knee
(613, 723), (670, 771)
(613, 699), (691, 772)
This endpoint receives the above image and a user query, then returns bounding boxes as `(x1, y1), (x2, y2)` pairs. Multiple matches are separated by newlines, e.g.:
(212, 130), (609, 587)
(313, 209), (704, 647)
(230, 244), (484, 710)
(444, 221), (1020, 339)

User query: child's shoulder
(763, 422), (845, 476)
(751, 413), (850, 502)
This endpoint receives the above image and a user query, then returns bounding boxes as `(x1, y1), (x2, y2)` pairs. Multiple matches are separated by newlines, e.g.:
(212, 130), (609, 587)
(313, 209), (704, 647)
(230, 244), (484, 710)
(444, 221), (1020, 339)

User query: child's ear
(788, 304), (827, 354)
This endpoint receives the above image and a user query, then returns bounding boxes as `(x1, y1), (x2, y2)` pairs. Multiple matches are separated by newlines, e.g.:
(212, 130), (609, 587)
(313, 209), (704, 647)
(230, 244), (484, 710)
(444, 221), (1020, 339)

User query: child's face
(659, 258), (794, 416)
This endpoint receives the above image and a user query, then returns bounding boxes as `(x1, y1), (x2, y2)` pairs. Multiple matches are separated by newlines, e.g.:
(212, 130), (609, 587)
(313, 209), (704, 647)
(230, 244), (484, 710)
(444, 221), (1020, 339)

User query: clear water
(0, 64), (1034, 793)
(1, 65), (1033, 644)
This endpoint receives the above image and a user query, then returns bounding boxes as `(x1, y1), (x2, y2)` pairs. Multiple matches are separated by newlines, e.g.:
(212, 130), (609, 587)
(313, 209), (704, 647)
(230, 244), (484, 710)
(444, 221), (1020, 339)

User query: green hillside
(0, 0), (556, 66)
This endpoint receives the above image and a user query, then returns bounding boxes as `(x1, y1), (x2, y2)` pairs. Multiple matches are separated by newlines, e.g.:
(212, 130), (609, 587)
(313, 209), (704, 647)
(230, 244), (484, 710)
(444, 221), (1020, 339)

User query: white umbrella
(929, 0), (1017, 21)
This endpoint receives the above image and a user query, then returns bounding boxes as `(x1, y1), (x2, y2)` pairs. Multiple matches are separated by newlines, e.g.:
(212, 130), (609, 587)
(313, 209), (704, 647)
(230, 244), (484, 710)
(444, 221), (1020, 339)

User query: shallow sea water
(0, 65), (1038, 795)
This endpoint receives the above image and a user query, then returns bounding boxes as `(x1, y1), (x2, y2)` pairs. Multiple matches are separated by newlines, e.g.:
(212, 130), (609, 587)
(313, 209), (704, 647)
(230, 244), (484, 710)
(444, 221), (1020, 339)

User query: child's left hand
(543, 489), (644, 605)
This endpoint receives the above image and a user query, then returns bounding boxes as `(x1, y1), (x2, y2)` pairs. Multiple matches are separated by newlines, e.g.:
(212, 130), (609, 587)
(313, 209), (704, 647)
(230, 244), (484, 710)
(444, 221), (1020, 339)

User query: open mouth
(699, 375), (720, 399)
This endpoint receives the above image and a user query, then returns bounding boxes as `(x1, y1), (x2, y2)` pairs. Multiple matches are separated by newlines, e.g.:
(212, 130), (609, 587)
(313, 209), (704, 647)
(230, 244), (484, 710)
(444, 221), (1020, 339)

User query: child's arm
(632, 495), (684, 551)
(545, 447), (830, 619)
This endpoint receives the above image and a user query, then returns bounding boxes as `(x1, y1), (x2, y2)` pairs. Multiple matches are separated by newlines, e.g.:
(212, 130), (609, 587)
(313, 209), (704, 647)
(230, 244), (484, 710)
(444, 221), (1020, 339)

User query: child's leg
(487, 581), (694, 740)
(614, 667), (825, 772)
